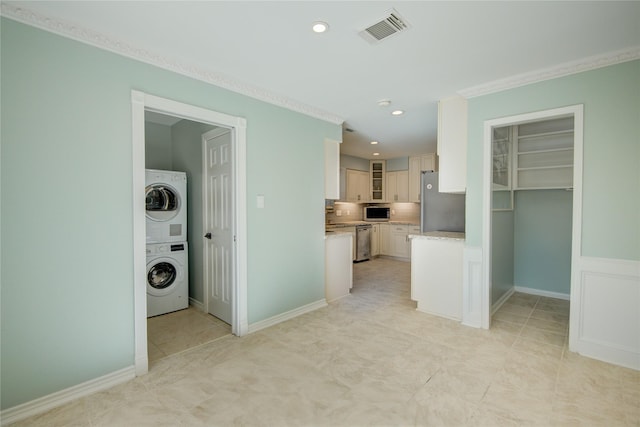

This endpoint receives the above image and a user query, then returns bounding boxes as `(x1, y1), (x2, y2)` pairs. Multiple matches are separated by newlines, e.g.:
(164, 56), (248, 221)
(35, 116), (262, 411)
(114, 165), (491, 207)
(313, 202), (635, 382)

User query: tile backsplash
(326, 202), (420, 224)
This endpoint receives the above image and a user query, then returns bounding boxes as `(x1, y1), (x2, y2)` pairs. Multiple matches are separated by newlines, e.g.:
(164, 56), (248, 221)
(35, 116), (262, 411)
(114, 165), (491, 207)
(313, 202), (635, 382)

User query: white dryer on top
(145, 169), (187, 244)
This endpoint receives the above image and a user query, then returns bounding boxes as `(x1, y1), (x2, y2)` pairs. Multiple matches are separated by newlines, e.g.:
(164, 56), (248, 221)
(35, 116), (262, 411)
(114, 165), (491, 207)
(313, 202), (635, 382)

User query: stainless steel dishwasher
(355, 224), (372, 262)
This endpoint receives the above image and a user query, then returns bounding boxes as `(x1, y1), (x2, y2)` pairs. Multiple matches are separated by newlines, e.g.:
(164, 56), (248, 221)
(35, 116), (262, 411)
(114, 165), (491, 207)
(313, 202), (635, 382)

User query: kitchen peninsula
(410, 231), (465, 321)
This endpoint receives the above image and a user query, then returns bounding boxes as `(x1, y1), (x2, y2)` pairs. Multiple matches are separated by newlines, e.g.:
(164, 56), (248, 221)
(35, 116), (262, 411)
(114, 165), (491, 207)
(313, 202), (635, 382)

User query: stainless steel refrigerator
(420, 171), (465, 233)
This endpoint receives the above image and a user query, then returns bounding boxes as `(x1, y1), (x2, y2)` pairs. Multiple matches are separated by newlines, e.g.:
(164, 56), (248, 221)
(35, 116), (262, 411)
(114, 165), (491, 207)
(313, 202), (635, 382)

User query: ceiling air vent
(359, 9), (410, 44)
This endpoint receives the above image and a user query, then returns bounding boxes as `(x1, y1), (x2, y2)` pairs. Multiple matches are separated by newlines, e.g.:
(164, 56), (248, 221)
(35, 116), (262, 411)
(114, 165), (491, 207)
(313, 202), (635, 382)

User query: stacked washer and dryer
(145, 169), (189, 317)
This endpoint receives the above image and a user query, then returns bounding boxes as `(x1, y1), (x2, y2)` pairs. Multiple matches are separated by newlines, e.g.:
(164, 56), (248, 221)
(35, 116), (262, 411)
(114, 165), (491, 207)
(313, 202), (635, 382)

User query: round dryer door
(147, 260), (179, 296)
(145, 184), (181, 222)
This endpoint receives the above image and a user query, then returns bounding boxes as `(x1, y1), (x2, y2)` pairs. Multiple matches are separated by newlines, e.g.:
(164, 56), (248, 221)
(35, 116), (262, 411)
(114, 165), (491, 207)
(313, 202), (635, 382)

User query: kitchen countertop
(409, 231), (465, 241)
(324, 231), (353, 240)
(326, 221), (419, 228)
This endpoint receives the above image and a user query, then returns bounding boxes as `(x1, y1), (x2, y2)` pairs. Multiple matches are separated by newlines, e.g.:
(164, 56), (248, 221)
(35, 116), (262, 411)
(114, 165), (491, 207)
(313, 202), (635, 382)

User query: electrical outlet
(336, 210), (342, 217)
(391, 209), (395, 215)
(346, 210), (350, 216)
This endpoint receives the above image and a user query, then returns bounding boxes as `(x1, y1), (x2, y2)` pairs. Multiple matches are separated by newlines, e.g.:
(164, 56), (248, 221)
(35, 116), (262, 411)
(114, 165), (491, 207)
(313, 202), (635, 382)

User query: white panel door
(203, 129), (233, 324)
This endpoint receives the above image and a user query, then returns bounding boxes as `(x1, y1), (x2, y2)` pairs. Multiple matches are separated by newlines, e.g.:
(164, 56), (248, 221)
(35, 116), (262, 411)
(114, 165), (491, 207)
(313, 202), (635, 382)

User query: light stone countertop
(409, 231), (465, 241)
(326, 221), (419, 228)
(324, 231), (353, 240)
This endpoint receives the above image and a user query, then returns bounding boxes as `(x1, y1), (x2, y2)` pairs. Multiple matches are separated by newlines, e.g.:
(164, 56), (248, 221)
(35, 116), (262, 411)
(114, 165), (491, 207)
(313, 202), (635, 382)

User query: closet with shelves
(491, 115), (575, 301)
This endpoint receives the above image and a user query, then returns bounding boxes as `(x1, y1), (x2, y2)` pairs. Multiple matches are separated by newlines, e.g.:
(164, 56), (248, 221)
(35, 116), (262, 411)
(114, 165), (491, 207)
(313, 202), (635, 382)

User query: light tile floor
(147, 307), (231, 365)
(12, 258), (640, 426)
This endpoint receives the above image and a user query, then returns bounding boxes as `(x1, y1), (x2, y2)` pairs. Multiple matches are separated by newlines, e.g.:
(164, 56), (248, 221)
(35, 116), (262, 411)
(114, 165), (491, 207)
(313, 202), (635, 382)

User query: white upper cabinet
(437, 95), (468, 193)
(324, 139), (340, 199)
(386, 170), (409, 202)
(370, 160), (386, 202)
(408, 153), (437, 202)
(345, 169), (369, 202)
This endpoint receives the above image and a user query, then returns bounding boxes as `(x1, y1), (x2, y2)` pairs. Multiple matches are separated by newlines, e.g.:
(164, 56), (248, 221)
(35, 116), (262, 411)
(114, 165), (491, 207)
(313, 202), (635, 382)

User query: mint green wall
(491, 211), (514, 304)
(514, 190), (573, 294)
(340, 154), (370, 171)
(1, 19), (340, 409)
(467, 60), (640, 262)
(386, 157), (409, 171)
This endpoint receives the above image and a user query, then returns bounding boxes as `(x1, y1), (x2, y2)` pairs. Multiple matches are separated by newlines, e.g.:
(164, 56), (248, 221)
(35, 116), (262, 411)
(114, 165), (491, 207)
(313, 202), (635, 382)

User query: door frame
(481, 105), (584, 334)
(131, 90), (248, 376)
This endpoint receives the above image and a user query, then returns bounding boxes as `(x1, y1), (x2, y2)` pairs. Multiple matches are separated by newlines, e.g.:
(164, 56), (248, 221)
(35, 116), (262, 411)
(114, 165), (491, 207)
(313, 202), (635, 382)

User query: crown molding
(0, 2), (345, 126)
(458, 46), (640, 98)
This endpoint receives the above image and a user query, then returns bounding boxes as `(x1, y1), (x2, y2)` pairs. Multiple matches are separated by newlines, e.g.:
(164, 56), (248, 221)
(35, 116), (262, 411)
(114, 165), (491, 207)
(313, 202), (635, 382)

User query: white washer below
(146, 241), (189, 317)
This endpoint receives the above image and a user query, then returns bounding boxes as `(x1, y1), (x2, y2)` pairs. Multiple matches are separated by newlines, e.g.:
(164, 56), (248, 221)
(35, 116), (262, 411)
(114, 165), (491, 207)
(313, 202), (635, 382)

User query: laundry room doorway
(132, 91), (248, 376)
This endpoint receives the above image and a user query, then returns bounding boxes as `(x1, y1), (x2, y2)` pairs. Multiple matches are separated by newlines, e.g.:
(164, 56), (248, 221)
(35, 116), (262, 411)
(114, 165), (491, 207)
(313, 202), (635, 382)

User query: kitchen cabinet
(370, 160), (386, 202)
(408, 153), (437, 203)
(379, 223), (391, 256)
(346, 169), (369, 202)
(325, 233), (352, 302)
(437, 95), (467, 193)
(386, 170), (409, 202)
(411, 235), (464, 320)
(389, 224), (411, 258)
(371, 224), (380, 256)
(324, 139), (340, 199)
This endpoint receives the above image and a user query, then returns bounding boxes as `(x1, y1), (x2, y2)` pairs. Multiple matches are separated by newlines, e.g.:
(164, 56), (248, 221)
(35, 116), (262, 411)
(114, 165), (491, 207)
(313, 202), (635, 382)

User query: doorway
(481, 105), (584, 342)
(131, 91), (248, 375)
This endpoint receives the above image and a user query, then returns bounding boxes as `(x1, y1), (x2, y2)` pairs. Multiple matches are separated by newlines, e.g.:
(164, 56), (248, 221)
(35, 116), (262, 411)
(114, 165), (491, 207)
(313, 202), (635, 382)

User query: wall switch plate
(257, 194), (265, 209)
(336, 210), (342, 216)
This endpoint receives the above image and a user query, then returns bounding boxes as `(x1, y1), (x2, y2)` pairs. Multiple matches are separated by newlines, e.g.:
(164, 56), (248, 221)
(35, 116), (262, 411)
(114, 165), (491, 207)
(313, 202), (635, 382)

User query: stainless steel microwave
(364, 206), (390, 221)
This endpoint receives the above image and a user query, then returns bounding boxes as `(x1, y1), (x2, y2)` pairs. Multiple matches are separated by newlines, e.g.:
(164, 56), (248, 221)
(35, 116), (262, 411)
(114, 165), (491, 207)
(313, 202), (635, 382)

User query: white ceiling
(6, 1), (640, 159)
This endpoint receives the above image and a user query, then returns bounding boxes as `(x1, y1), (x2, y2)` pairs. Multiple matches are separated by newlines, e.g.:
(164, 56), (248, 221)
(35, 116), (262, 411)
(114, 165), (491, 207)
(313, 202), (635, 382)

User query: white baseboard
(189, 297), (204, 312)
(0, 366), (136, 426)
(491, 287), (515, 315)
(248, 299), (327, 334)
(514, 286), (570, 300)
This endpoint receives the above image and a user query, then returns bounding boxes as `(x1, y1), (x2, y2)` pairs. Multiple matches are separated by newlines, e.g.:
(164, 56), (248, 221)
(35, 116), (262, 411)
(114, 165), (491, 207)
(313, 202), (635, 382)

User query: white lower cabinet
(379, 223), (391, 256)
(411, 236), (463, 320)
(390, 225), (410, 258)
(325, 233), (353, 302)
(371, 224), (380, 256)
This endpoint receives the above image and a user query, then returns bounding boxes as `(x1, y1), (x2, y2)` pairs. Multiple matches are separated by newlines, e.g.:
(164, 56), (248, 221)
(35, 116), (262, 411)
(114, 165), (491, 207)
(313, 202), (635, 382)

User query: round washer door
(145, 183), (181, 222)
(146, 258), (182, 296)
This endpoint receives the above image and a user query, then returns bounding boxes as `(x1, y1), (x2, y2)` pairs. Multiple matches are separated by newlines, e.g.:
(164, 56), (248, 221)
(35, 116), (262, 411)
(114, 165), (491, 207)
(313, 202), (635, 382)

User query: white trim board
(491, 287), (515, 315)
(481, 105), (584, 333)
(0, 367), (135, 426)
(514, 286), (570, 301)
(248, 299), (328, 334)
(459, 46), (640, 98)
(0, 2), (343, 126)
(131, 90), (249, 378)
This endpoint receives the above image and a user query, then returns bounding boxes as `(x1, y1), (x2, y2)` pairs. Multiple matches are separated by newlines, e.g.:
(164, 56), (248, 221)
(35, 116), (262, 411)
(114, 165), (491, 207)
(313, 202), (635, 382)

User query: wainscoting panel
(571, 256), (640, 370)
(462, 246), (483, 328)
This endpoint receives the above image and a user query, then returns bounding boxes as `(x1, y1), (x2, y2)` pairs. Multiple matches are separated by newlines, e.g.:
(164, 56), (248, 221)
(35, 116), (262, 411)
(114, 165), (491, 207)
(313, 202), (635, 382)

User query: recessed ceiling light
(370, 141), (379, 145)
(373, 152), (380, 156)
(312, 21), (329, 33)
(377, 99), (391, 107)
(391, 110), (404, 116)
